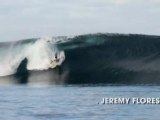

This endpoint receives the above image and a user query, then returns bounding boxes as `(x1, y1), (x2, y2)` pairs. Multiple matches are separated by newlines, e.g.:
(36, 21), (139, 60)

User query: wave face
(0, 37), (65, 76)
(58, 33), (160, 84)
(1, 33), (160, 85)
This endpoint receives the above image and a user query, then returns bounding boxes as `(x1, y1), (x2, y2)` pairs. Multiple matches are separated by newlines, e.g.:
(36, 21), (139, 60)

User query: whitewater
(0, 37), (65, 77)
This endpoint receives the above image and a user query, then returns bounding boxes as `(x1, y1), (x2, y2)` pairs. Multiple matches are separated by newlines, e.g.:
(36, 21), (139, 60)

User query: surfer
(49, 53), (59, 66)
(54, 53), (59, 62)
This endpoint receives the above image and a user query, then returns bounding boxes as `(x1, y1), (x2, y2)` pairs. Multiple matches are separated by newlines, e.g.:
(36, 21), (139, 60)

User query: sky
(0, 0), (160, 41)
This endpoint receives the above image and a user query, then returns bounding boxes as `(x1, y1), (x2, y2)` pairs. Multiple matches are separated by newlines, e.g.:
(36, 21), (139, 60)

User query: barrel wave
(1, 33), (160, 85)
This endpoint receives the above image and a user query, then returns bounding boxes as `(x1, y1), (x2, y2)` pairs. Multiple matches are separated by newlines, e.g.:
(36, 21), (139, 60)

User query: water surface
(0, 85), (160, 120)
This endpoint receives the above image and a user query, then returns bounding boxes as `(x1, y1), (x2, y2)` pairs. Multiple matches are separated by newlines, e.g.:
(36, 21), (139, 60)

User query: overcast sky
(0, 0), (160, 41)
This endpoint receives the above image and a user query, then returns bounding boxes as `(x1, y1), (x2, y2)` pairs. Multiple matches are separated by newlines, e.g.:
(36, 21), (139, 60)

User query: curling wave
(58, 33), (160, 84)
(1, 33), (160, 85)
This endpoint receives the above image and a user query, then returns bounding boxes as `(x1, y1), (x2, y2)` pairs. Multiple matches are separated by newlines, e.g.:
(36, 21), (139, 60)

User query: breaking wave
(1, 33), (160, 85)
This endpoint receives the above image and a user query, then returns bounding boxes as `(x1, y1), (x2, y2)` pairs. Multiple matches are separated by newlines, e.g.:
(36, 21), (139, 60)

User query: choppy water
(0, 85), (160, 120)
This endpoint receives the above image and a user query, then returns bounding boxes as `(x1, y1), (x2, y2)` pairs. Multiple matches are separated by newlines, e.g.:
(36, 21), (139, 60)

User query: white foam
(0, 37), (65, 76)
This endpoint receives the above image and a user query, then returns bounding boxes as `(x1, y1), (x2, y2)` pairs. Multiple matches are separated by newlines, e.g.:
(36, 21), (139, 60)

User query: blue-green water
(0, 85), (160, 120)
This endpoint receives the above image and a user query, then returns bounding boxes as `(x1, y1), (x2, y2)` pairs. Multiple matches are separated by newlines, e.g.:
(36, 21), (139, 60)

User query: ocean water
(0, 84), (160, 120)
(1, 34), (160, 119)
